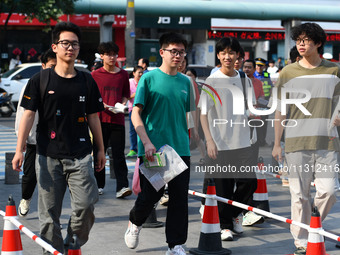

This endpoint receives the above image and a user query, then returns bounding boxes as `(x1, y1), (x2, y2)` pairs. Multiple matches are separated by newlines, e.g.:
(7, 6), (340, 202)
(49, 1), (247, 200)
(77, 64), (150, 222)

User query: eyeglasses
(296, 37), (312, 45)
(57, 40), (80, 50)
(104, 53), (118, 58)
(162, 49), (187, 57)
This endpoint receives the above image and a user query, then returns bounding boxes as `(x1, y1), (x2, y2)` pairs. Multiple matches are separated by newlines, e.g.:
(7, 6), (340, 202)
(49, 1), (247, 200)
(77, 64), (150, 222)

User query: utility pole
(125, 0), (135, 67)
(99, 15), (115, 43)
(283, 20), (301, 61)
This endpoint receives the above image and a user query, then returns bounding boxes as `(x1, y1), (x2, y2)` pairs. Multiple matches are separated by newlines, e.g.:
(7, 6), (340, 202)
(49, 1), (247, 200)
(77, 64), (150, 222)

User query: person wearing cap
(254, 57), (273, 146)
(254, 57), (273, 101)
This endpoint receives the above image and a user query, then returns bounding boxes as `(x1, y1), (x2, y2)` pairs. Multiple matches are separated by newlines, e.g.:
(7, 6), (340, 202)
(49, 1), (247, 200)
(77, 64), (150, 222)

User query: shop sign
(0, 13), (126, 28)
(208, 30), (286, 41)
(136, 16), (210, 29)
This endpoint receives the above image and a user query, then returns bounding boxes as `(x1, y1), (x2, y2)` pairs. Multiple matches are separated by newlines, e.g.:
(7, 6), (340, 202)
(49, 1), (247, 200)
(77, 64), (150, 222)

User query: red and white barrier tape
(188, 190), (340, 242)
(0, 209), (63, 255)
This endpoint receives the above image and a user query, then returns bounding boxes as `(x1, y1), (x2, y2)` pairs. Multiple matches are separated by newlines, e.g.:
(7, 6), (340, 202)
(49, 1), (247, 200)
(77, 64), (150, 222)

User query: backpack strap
(239, 70), (247, 110)
(81, 70), (92, 94)
(39, 68), (50, 103)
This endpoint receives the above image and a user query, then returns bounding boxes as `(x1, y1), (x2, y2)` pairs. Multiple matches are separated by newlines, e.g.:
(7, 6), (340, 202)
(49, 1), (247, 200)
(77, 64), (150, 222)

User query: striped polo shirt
(276, 59), (340, 153)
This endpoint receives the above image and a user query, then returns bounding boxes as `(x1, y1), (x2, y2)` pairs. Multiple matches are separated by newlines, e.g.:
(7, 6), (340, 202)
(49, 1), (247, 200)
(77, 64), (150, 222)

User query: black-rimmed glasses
(57, 40), (80, 50)
(296, 38), (312, 45)
(162, 49), (187, 57)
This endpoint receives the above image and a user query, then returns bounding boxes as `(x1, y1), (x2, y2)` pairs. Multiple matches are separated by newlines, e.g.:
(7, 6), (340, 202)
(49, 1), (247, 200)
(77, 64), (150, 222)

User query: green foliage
(1, 0), (77, 31)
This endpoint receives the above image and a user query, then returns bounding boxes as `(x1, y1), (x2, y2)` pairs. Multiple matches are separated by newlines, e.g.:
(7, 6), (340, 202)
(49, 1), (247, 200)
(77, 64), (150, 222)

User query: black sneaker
(294, 247), (306, 255)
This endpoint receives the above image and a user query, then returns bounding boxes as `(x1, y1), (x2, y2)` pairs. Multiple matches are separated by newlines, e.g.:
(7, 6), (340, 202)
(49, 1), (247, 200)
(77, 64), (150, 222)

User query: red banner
(0, 13), (126, 28)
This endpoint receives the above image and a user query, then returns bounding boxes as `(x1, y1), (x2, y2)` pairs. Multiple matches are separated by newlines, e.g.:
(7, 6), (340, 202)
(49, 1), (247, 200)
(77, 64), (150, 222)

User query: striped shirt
(276, 59), (340, 153)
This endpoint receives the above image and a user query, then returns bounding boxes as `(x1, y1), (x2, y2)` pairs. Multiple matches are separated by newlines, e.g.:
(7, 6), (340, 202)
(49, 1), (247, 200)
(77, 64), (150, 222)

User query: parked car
(123, 66), (158, 77)
(0, 62), (89, 106)
(187, 64), (214, 83)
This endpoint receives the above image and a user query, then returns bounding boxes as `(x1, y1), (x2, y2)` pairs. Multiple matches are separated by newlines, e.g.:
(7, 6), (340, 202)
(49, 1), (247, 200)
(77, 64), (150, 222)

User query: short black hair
(133, 65), (143, 73)
(41, 49), (56, 64)
(291, 22), (326, 54)
(244, 59), (255, 68)
(238, 47), (245, 59)
(289, 46), (302, 63)
(186, 68), (197, 78)
(183, 56), (189, 68)
(215, 37), (241, 54)
(139, 58), (149, 67)
(52, 22), (81, 44)
(97, 42), (119, 55)
(130, 65), (143, 78)
(159, 32), (188, 49)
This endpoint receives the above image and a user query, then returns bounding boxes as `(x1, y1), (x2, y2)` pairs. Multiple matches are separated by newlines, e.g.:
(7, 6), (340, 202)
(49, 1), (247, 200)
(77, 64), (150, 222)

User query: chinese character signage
(209, 30), (340, 42)
(136, 16), (210, 29)
(208, 30), (286, 41)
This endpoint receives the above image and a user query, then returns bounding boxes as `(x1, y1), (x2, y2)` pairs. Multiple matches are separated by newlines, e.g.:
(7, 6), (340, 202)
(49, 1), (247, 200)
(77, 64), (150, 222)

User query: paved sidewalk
(1, 150), (340, 255)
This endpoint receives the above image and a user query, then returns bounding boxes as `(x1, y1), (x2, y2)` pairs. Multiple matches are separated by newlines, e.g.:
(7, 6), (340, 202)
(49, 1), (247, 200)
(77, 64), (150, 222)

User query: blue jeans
(129, 111), (137, 152)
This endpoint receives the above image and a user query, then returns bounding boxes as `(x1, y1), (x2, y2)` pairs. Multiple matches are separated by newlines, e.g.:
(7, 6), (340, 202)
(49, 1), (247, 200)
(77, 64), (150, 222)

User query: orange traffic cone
(1, 195), (23, 255)
(253, 157), (270, 212)
(67, 235), (81, 255)
(189, 180), (231, 255)
(306, 207), (327, 255)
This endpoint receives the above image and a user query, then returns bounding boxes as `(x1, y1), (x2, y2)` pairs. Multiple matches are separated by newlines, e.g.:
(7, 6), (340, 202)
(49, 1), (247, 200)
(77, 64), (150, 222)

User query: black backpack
(39, 68), (50, 103)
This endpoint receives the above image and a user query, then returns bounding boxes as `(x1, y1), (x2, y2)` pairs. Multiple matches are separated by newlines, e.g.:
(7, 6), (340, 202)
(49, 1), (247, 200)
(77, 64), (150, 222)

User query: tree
(0, 0), (77, 71)
(1, 0), (77, 31)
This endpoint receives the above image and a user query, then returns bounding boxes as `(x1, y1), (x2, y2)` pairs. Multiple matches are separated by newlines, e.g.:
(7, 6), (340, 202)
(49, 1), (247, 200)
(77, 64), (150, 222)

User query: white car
(123, 66), (158, 76)
(0, 62), (89, 106)
(187, 64), (214, 83)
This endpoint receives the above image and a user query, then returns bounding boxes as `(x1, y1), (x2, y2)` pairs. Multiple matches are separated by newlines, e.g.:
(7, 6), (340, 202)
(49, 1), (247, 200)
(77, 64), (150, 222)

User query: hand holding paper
(139, 145), (188, 191)
(106, 102), (129, 114)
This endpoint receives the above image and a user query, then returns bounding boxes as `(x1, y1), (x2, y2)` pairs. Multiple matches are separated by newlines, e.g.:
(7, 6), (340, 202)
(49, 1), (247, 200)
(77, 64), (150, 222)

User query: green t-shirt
(134, 68), (195, 156)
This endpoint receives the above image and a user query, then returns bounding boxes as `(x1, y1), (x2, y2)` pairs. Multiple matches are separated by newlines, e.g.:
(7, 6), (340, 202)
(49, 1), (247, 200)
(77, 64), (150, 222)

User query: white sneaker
(166, 245), (186, 255)
(242, 211), (264, 226)
(124, 221), (142, 249)
(232, 214), (243, 234)
(18, 199), (31, 217)
(199, 204), (204, 219)
(160, 194), (169, 206)
(98, 188), (104, 195)
(221, 229), (233, 241)
(116, 187), (132, 198)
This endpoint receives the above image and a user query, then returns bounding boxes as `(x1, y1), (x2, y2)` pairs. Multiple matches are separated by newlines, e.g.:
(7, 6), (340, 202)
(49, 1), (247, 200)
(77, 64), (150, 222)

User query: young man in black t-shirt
(12, 22), (105, 254)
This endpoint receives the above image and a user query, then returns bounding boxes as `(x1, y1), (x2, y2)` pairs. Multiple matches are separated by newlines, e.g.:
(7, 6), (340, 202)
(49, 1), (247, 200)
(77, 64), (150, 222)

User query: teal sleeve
(134, 76), (147, 108)
(188, 80), (196, 112)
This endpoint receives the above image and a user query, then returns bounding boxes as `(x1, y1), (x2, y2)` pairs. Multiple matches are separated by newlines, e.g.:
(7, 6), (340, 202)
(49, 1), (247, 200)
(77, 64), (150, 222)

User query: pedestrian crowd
(12, 21), (340, 255)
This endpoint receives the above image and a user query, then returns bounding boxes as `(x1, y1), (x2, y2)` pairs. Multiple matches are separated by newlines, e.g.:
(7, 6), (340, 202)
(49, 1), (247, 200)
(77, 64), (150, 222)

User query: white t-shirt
(267, 66), (278, 75)
(198, 69), (256, 150)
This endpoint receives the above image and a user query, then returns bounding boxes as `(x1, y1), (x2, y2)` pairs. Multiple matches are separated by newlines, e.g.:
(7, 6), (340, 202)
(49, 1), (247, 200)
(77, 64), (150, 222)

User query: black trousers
(93, 123), (129, 191)
(202, 147), (257, 230)
(129, 156), (190, 248)
(257, 115), (268, 146)
(22, 144), (37, 200)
